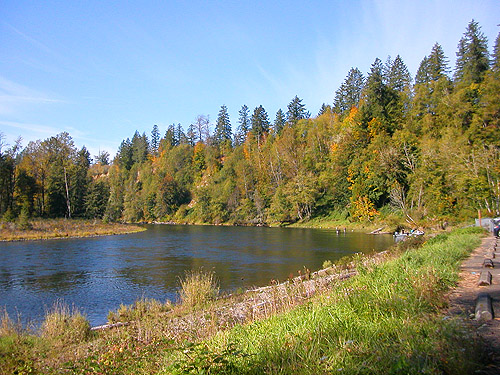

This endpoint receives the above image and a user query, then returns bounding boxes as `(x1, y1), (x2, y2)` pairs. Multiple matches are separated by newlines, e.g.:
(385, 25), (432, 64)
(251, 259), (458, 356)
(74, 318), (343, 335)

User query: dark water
(0, 225), (393, 327)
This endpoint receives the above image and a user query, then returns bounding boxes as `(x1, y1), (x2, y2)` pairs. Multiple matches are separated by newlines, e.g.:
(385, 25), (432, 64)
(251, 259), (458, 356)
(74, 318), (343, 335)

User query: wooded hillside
(1, 21), (499, 226)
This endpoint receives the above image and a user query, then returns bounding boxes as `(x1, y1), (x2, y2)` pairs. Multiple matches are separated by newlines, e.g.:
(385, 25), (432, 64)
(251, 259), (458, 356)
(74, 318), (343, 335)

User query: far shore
(0, 219), (146, 242)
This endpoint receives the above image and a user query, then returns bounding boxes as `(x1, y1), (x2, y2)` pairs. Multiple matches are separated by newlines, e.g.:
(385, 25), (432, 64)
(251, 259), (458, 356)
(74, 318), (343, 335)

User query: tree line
(1, 20), (499, 226)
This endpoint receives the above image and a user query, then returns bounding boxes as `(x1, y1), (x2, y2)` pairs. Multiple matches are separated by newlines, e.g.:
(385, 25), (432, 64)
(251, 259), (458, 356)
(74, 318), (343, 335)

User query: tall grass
(41, 300), (90, 345)
(169, 227), (485, 374)
(179, 269), (219, 311)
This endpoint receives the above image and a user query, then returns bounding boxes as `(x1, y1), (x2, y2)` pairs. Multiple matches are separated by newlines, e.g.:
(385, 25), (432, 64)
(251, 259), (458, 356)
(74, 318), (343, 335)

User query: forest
(1, 20), (499, 228)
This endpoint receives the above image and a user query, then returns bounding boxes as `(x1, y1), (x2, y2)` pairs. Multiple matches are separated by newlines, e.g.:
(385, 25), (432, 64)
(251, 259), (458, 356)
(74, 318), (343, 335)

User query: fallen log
(369, 226), (385, 234)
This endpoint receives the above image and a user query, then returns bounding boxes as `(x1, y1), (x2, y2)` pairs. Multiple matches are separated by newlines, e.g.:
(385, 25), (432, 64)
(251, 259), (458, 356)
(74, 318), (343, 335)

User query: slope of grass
(168, 227), (485, 374)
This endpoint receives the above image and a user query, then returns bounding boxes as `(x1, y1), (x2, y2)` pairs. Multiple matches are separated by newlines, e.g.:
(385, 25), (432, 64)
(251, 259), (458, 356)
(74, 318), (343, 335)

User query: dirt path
(447, 235), (500, 373)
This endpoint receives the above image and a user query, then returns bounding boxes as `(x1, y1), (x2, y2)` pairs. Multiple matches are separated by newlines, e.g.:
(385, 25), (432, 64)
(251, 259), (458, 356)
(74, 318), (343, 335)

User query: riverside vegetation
(0, 21), (499, 231)
(0, 227), (490, 374)
(0, 218), (145, 241)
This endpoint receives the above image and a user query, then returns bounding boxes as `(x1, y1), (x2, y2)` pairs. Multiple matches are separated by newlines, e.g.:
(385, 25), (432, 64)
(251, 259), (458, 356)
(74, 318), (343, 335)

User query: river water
(0, 224), (393, 327)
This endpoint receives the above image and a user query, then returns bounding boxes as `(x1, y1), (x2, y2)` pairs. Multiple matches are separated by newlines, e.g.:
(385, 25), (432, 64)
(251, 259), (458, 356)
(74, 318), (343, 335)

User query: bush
(179, 270), (219, 310)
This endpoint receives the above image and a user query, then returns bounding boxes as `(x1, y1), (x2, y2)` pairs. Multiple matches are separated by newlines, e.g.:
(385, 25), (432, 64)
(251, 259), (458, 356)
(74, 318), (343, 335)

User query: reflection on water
(0, 225), (393, 326)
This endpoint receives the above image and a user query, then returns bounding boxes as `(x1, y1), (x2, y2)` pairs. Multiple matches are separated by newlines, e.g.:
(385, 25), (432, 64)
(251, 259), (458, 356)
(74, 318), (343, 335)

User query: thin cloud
(0, 76), (64, 115)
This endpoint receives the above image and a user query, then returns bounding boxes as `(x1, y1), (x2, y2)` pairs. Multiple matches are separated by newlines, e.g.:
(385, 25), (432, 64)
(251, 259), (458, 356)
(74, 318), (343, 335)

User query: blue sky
(1, 0), (499, 159)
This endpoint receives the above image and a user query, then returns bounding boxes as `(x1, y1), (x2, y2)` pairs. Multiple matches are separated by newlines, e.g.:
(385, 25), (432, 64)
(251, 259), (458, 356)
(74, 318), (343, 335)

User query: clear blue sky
(1, 0), (499, 159)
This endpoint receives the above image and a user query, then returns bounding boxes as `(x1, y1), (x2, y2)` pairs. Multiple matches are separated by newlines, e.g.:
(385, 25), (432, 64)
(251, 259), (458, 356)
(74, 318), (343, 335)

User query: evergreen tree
(415, 56), (431, 85)
(492, 32), (500, 73)
(131, 131), (149, 164)
(71, 146), (91, 217)
(273, 109), (286, 134)
(454, 20), (490, 84)
(116, 139), (133, 170)
(234, 105), (250, 145)
(286, 95), (309, 126)
(428, 43), (450, 81)
(318, 103), (332, 116)
(0, 134), (15, 217)
(176, 124), (188, 144)
(165, 124), (177, 147)
(334, 67), (365, 115)
(85, 180), (110, 219)
(95, 150), (110, 165)
(360, 58), (396, 131)
(186, 123), (197, 146)
(151, 124), (160, 155)
(214, 105), (232, 146)
(251, 105), (270, 138)
(386, 55), (412, 92)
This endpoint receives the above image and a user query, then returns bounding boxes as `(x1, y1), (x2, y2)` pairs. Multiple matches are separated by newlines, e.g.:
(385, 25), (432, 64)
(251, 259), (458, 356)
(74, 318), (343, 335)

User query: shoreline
(0, 219), (146, 242)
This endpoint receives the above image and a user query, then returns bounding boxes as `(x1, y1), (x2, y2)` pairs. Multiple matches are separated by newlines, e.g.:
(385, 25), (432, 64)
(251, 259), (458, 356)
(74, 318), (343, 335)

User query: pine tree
(251, 105), (270, 138)
(415, 56), (430, 85)
(318, 103), (332, 116)
(234, 105), (250, 145)
(360, 58), (396, 130)
(187, 123), (197, 146)
(150, 124), (160, 155)
(454, 20), (490, 84)
(286, 96), (309, 126)
(386, 55), (412, 92)
(334, 67), (365, 115)
(177, 124), (188, 144)
(131, 131), (149, 164)
(214, 105), (232, 146)
(492, 32), (500, 73)
(273, 109), (286, 134)
(428, 43), (450, 81)
(165, 124), (177, 147)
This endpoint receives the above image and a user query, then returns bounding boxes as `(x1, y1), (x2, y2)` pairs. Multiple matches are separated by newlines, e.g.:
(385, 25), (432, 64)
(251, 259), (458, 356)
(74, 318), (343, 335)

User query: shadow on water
(0, 225), (393, 326)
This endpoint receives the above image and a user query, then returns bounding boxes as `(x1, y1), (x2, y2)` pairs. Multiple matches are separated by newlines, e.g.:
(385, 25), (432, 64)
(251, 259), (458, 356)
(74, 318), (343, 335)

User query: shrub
(179, 269), (219, 310)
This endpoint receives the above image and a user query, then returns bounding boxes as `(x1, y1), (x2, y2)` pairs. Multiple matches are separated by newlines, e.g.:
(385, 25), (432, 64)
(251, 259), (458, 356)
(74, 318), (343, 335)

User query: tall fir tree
(151, 124), (160, 155)
(428, 43), (450, 81)
(234, 105), (250, 145)
(251, 105), (270, 138)
(386, 55), (412, 92)
(273, 109), (286, 134)
(454, 20), (490, 84)
(334, 67), (365, 115)
(214, 105), (232, 146)
(286, 96), (309, 126)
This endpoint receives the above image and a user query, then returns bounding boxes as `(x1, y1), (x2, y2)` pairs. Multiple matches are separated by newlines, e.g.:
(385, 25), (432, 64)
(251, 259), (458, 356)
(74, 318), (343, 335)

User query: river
(0, 224), (393, 327)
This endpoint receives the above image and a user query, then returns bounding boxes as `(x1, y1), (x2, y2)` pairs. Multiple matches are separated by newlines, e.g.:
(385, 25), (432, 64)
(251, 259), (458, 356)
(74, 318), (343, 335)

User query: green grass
(0, 227), (487, 374)
(167, 227), (485, 374)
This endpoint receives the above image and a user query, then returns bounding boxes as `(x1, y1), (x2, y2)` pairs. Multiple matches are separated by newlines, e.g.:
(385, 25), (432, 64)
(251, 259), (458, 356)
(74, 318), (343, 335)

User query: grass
(0, 227), (488, 374)
(168, 227), (486, 374)
(178, 269), (220, 311)
(0, 218), (145, 241)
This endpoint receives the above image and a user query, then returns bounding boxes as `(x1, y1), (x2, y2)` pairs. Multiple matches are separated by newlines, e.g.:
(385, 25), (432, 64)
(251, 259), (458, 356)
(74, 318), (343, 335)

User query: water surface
(0, 224), (393, 326)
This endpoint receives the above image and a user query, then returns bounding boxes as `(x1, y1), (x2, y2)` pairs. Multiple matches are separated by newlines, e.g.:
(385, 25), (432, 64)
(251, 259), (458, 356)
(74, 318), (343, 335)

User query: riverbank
(0, 219), (146, 241)
(0, 227), (489, 374)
